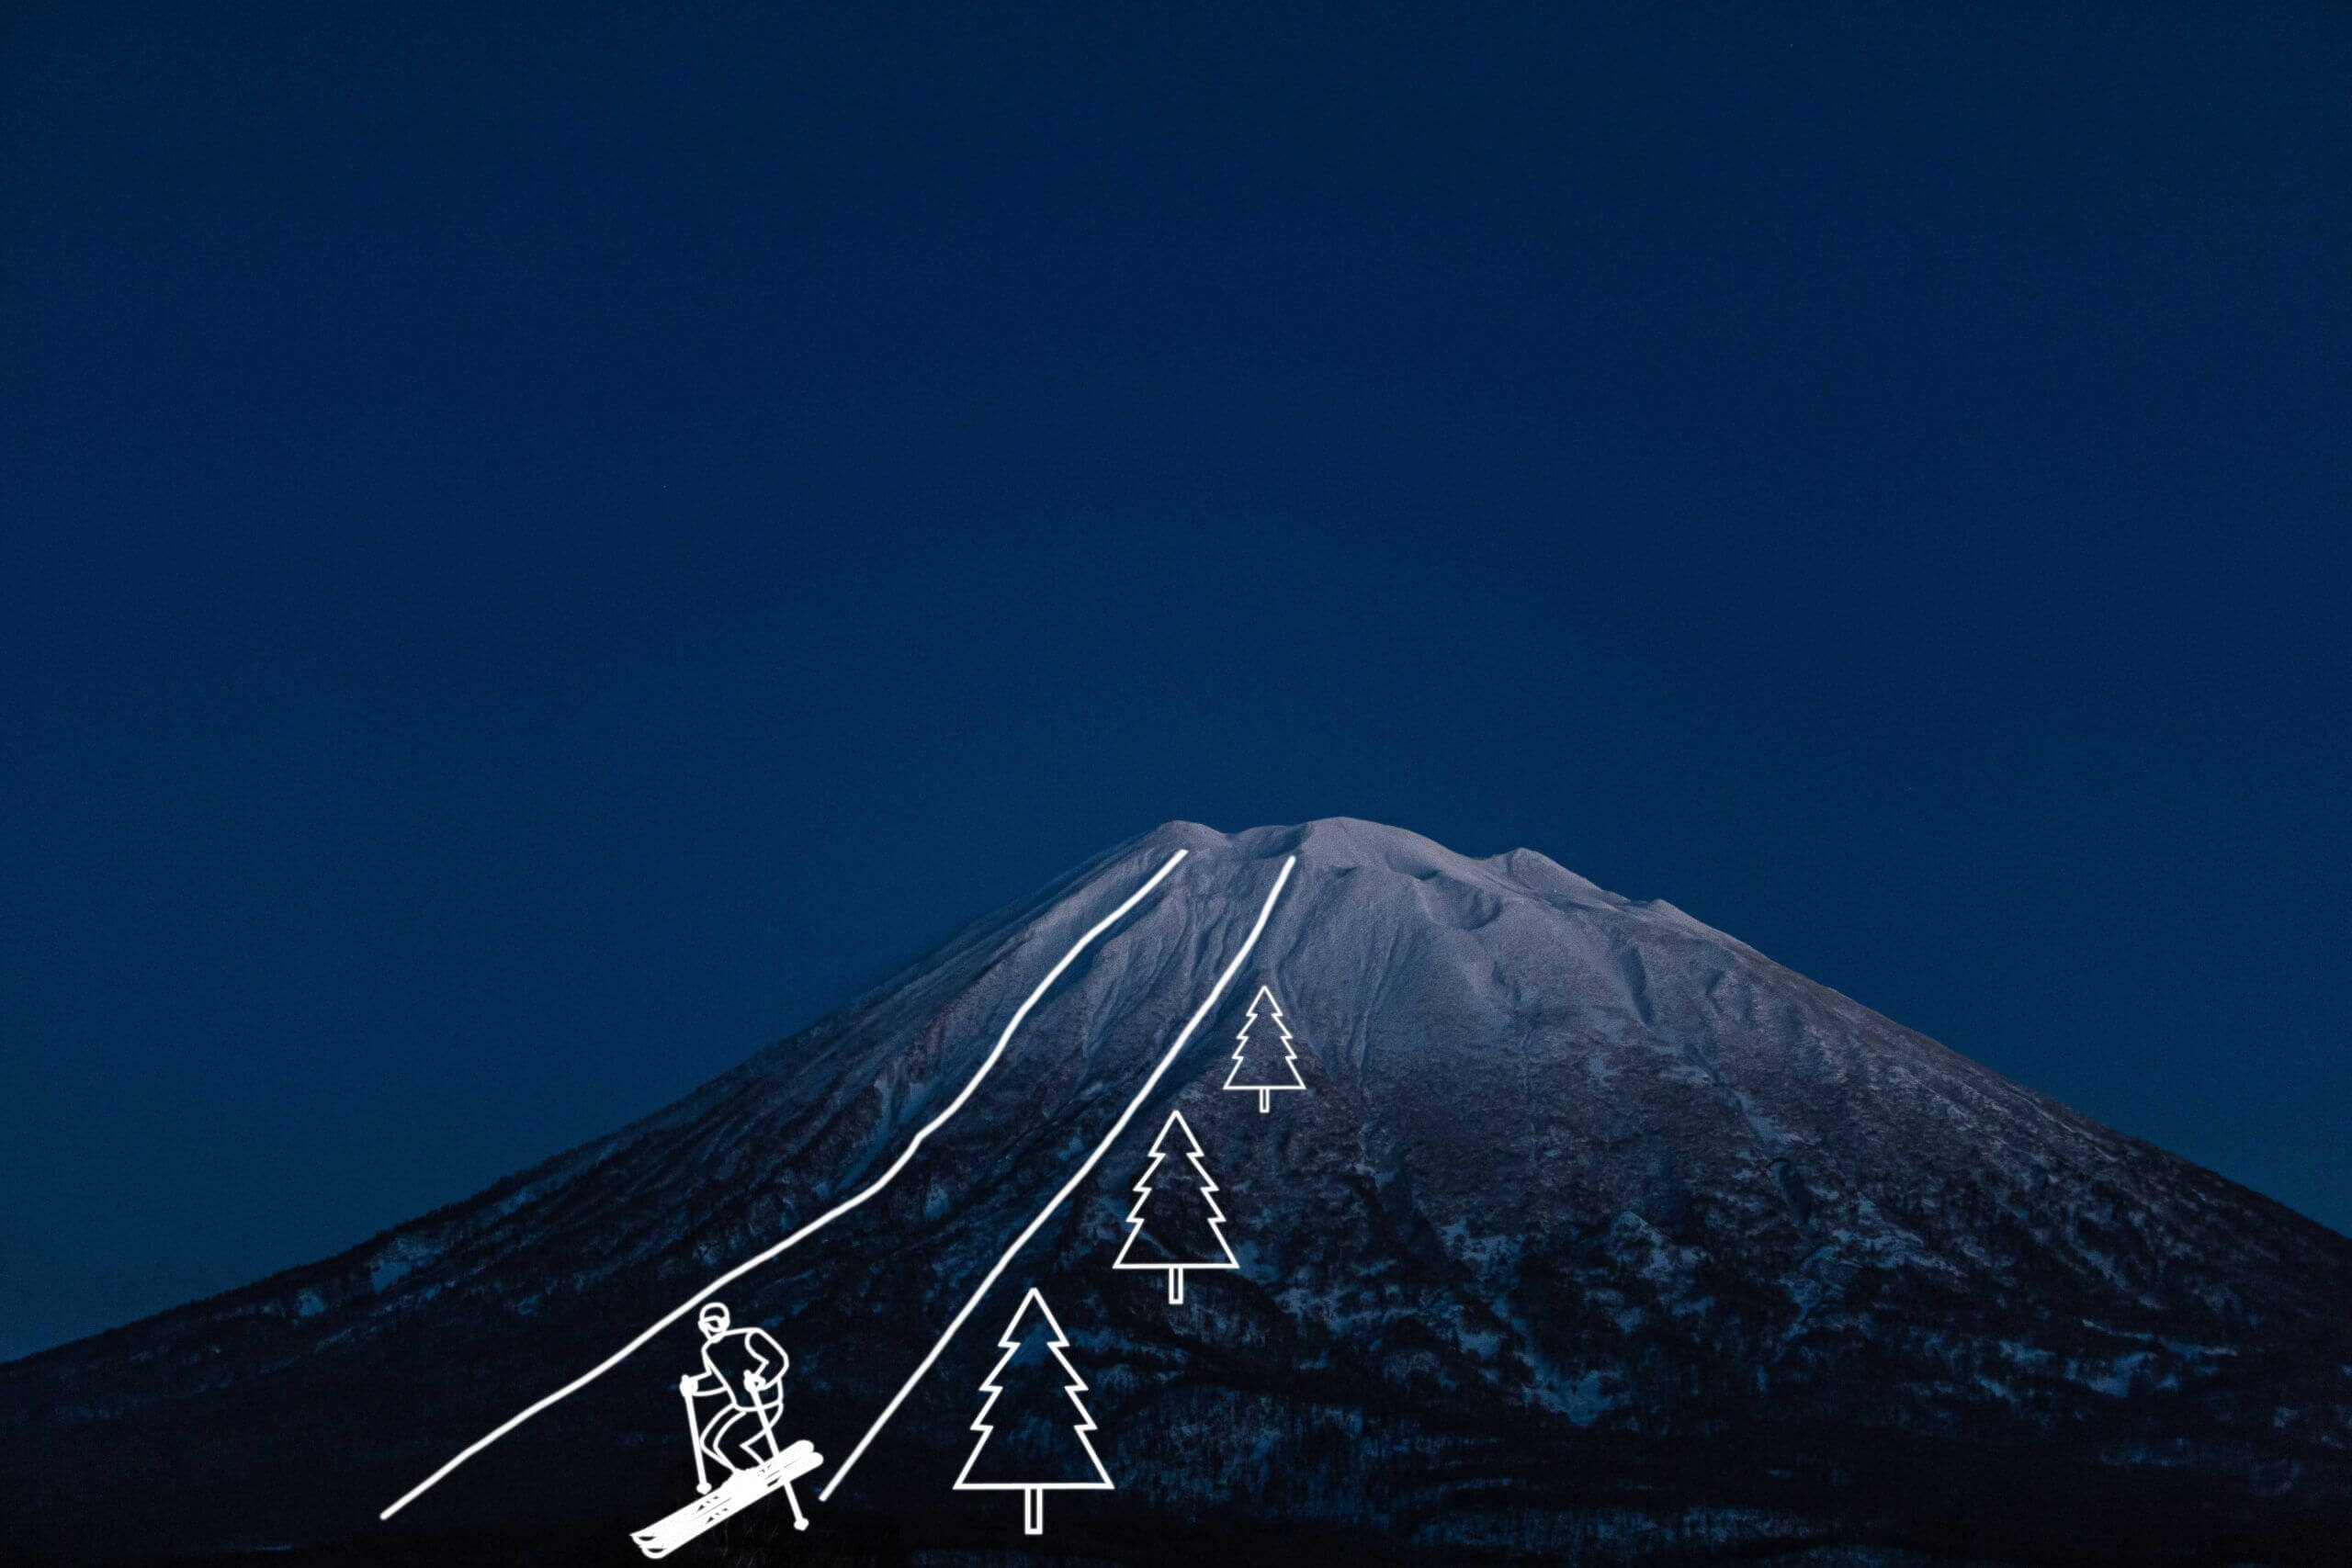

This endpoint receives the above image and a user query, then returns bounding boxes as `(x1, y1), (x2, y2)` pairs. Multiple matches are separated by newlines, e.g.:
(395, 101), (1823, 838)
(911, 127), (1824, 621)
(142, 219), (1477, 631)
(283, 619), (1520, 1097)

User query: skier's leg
(702, 1409), (752, 1474)
(718, 1409), (770, 1471)
(749, 1393), (785, 1464)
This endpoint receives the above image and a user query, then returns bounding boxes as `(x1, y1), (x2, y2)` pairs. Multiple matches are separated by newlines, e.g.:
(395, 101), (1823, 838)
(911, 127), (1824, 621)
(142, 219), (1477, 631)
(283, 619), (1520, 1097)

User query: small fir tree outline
(1224, 984), (1306, 1111)
(1111, 1110), (1238, 1303)
(952, 1288), (1113, 1536)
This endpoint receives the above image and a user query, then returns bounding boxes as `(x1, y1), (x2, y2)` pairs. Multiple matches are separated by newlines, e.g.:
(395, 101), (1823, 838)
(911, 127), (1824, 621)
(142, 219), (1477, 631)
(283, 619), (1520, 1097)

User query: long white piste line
(819, 853), (1296, 1503)
(379, 847), (1189, 1522)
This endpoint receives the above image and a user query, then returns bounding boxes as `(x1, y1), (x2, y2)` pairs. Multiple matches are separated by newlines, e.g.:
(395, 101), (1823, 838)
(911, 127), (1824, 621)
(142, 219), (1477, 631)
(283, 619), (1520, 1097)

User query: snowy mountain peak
(6, 819), (2348, 1563)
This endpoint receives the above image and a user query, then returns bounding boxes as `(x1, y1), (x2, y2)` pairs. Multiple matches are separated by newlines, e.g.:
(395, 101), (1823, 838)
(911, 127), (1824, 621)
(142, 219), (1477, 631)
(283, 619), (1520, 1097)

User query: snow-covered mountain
(6, 818), (2348, 1564)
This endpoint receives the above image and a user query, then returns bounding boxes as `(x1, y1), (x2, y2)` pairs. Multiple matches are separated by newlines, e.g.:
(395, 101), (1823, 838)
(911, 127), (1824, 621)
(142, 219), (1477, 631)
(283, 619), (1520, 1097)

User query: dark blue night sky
(4, 2), (2346, 1359)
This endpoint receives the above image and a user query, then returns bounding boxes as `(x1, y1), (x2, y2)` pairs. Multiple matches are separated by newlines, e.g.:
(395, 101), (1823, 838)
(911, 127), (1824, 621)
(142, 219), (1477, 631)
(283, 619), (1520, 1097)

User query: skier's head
(697, 1302), (729, 1339)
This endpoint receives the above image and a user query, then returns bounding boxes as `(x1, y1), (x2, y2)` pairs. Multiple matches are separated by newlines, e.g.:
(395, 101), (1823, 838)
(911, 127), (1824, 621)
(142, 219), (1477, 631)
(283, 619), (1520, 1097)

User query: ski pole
(682, 1382), (712, 1495)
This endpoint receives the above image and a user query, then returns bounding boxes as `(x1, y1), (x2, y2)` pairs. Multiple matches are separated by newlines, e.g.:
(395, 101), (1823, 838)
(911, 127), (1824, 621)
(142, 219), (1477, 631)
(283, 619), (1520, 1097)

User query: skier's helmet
(697, 1302), (729, 1337)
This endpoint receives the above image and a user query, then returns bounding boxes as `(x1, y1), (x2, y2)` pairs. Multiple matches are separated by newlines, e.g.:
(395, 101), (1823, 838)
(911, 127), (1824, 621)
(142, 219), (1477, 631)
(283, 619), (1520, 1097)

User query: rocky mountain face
(6, 818), (2349, 1565)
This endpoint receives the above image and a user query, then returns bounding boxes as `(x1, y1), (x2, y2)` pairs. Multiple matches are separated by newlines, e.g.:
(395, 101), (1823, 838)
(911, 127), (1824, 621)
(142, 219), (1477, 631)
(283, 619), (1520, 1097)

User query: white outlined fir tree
(1111, 1110), (1238, 1303)
(953, 1288), (1113, 1536)
(1224, 984), (1306, 1111)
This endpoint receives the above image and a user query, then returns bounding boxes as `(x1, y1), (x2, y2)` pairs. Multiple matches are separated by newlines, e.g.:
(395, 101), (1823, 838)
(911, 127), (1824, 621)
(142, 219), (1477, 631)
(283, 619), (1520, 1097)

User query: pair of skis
(631, 1377), (819, 1559)
(629, 1441), (822, 1558)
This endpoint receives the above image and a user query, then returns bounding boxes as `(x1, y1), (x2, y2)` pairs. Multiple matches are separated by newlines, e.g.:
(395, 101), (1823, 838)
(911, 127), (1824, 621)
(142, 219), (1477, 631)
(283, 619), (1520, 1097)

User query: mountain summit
(6, 818), (2347, 1563)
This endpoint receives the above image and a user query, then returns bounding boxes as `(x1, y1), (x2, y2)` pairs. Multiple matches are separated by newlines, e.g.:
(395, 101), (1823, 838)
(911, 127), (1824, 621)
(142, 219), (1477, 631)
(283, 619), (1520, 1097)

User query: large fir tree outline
(952, 1287), (1113, 1536)
(1224, 984), (1306, 1111)
(1111, 1110), (1238, 1303)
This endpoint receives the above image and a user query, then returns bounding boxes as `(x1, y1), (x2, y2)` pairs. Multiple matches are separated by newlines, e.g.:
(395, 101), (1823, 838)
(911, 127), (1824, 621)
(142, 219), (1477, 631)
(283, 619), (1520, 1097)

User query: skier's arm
(742, 1330), (788, 1393)
(678, 1369), (725, 1397)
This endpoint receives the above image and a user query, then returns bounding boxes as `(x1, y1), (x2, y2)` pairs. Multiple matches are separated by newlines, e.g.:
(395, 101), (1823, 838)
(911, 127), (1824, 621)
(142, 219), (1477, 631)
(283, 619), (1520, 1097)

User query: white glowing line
(819, 855), (1295, 1502)
(379, 847), (1188, 1521)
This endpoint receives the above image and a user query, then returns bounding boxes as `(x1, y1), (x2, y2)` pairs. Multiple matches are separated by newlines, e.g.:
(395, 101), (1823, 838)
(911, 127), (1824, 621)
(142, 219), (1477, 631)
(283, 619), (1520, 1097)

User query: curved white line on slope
(379, 847), (1188, 1521)
(819, 853), (1296, 1502)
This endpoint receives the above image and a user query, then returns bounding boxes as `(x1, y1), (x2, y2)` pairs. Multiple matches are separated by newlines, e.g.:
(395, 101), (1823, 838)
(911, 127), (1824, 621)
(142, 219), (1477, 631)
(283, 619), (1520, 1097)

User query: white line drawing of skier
(678, 1301), (791, 1488)
(630, 1301), (820, 1554)
(633, 1302), (821, 1554)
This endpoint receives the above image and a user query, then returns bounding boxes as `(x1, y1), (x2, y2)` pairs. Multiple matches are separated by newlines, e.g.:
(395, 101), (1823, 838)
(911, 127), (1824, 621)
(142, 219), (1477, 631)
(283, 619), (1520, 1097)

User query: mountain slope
(6, 818), (2348, 1564)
